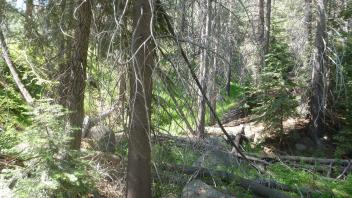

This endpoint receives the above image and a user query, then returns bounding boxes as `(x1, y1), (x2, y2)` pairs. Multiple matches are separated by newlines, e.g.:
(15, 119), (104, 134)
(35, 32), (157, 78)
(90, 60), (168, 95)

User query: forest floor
(93, 107), (352, 198)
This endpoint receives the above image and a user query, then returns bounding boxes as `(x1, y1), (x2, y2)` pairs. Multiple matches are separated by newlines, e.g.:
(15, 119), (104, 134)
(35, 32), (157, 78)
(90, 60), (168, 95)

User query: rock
(301, 137), (314, 146)
(85, 125), (116, 153)
(181, 179), (235, 198)
(295, 143), (307, 151)
(193, 149), (239, 169)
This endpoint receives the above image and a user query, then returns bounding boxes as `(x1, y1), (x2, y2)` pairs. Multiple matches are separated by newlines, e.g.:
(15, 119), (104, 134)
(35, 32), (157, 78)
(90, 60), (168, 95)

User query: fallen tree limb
(337, 161), (352, 179)
(254, 179), (317, 196)
(157, 2), (260, 171)
(244, 152), (351, 166)
(232, 152), (271, 166)
(158, 163), (290, 198)
(0, 29), (34, 105)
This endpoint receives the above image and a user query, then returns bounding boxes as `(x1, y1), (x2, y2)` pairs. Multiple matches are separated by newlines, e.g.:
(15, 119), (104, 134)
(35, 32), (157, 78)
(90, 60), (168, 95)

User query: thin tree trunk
(119, 71), (126, 126)
(0, 30), (34, 105)
(226, 3), (233, 96)
(25, 0), (33, 38)
(0, 2), (34, 105)
(264, 0), (272, 55)
(196, 0), (212, 138)
(304, 0), (313, 51)
(258, 0), (265, 73)
(127, 0), (154, 197)
(209, 6), (219, 125)
(310, 0), (327, 146)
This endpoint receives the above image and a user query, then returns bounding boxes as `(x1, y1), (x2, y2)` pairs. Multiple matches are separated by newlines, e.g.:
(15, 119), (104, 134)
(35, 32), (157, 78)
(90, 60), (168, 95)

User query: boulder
(295, 143), (307, 151)
(193, 149), (239, 169)
(85, 125), (116, 153)
(192, 136), (240, 169)
(181, 179), (235, 198)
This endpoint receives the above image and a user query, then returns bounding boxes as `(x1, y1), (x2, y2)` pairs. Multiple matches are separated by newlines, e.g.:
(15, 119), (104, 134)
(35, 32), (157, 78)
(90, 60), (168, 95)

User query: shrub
(2, 100), (97, 197)
(253, 22), (298, 139)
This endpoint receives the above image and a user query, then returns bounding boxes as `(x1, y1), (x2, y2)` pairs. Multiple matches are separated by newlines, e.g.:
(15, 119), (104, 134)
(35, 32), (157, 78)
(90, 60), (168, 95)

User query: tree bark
(0, 30), (34, 105)
(196, 0), (212, 138)
(60, 0), (92, 149)
(209, 5), (219, 126)
(25, 0), (34, 38)
(257, 0), (265, 73)
(264, 0), (272, 55)
(310, 0), (327, 146)
(0, 4), (34, 105)
(126, 0), (154, 197)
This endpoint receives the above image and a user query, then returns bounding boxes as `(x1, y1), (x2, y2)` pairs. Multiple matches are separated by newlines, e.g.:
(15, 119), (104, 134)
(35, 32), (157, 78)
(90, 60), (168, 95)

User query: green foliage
(269, 164), (352, 197)
(115, 138), (129, 157)
(253, 22), (298, 137)
(152, 142), (199, 166)
(2, 101), (97, 197)
(334, 128), (352, 157)
(333, 31), (352, 157)
(0, 77), (30, 128)
(0, 128), (19, 151)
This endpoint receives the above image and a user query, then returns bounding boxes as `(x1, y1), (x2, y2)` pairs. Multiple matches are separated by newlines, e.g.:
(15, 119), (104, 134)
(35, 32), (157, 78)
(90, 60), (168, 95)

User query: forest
(0, 0), (352, 197)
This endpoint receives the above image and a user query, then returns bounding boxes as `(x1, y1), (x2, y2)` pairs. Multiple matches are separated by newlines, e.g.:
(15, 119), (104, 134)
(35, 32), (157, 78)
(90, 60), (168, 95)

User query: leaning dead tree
(0, 3), (34, 105)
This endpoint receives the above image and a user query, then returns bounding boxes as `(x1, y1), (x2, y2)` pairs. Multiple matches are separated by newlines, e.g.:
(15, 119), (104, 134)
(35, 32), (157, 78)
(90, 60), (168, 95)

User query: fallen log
(232, 152), (270, 166)
(245, 152), (351, 166)
(158, 163), (290, 198)
(254, 179), (317, 196)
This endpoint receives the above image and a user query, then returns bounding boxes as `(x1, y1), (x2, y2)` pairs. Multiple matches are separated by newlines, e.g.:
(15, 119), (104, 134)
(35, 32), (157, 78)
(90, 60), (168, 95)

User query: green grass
(151, 139), (352, 197)
(268, 164), (352, 197)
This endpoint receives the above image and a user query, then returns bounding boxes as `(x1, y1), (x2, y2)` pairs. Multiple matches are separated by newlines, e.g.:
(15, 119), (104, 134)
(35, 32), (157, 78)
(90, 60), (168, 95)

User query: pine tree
(253, 22), (298, 140)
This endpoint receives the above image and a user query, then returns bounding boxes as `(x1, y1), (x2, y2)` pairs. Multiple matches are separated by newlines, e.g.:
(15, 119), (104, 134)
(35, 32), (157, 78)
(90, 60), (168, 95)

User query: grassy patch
(268, 164), (352, 197)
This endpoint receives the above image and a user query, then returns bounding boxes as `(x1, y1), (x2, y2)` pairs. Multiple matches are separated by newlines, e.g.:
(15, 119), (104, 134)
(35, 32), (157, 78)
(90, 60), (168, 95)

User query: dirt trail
(205, 107), (309, 143)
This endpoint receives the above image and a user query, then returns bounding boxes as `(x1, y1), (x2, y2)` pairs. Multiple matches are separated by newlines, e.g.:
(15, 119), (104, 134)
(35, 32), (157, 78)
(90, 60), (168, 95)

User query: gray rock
(193, 149), (239, 169)
(86, 125), (116, 153)
(181, 180), (235, 198)
(295, 143), (307, 151)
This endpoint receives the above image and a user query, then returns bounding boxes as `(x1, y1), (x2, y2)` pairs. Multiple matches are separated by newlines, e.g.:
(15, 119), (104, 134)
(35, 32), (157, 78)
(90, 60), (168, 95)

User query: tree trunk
(127, 0), (154, 197)
(264, 0), (272, 55)
(258, 0), (265, 73)
(225, 3), (233, 96)
(25, 0), (33, 38)
(196, 0), (212, 138)
(310, 0), (327, 146)
(209, 5), (219, 126)
(304, 0), (313, 68)
(61, 0), (92, 149)
(0, 30), (34, 105)
(119, 70), (126, 126)
(0, 3), (34, 105)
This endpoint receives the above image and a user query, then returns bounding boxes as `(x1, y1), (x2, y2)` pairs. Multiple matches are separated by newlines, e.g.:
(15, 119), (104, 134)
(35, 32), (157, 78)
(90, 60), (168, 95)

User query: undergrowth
(0, 101), (98, 197)
(151, 138), (352, 197)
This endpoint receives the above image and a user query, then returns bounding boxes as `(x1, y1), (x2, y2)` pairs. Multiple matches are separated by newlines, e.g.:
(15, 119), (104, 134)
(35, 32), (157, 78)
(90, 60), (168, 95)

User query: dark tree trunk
(126, 0), (154, 197)
(305, 0), (313, 48)
(310, 0), (327, 146)
(118, 71), (126, 126)
(264, 0), (272, 54)
(196, 0), (212, 138)
(225, 66), (231, 96)
(59, 0), (92, 149)
(25, 0), (33, 38)
(258, 0), (265, 71)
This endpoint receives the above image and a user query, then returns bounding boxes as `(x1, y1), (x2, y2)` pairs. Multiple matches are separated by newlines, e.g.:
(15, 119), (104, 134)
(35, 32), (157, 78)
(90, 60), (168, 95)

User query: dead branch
(158, 163), (291, 198)
(0, 29), (34, 105)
